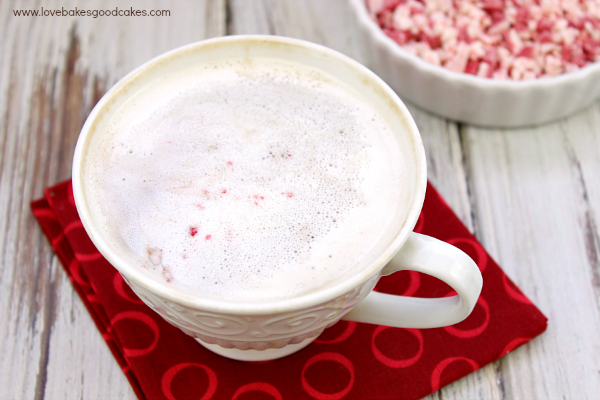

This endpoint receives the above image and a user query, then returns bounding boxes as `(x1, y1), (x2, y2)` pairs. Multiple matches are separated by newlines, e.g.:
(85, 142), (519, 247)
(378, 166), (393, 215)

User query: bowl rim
(349, 0), (600, 90)
(72, 34), (427, 316)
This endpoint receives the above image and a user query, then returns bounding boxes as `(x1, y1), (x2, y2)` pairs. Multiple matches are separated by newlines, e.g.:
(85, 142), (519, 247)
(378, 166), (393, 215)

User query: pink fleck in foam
(366, 0), (600, 79)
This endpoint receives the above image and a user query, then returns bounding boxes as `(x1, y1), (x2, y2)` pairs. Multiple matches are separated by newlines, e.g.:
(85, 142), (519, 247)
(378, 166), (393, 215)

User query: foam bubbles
(88, 58), (406, 302)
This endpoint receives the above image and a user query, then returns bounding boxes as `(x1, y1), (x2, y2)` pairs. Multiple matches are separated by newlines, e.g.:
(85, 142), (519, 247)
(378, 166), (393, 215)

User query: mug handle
(343, 232), (483, 328)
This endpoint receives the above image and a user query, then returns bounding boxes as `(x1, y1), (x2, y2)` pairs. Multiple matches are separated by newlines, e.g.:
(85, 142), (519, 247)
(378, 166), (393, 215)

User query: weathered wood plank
(462, 102), (600, 399)
(228, 0), (368, 63)
(43, 258), (135, 400)
(0, 1), (225, 398)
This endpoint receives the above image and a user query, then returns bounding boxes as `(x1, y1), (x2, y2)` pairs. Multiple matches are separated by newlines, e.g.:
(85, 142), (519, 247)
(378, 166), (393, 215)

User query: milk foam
(88, 58), (407, 302)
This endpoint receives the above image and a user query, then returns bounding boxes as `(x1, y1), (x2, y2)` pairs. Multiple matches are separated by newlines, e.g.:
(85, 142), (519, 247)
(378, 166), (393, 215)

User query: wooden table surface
(2, 0), (599, 399)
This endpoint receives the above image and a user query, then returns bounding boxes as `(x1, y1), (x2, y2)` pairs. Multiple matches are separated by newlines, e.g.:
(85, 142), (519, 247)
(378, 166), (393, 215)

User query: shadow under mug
(72, 35), (483, 361)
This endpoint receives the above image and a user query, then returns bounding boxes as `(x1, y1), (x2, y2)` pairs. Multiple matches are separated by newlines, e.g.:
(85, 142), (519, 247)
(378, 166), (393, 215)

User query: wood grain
(0, 1), (225, 398)
(463, 106), (600, 399)
(1, 0), (599, 398)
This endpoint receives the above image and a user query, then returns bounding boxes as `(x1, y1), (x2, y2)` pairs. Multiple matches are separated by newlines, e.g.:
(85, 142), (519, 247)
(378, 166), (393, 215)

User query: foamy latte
(86, 56), (408, 302)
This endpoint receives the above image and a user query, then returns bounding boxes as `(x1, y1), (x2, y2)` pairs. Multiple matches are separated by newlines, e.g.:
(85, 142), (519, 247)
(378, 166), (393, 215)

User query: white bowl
(349, 0), (600, 127)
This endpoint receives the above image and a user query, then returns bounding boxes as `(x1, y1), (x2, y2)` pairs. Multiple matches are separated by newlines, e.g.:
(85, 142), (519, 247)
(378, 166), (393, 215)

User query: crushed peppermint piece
(366, 0), (600, 79)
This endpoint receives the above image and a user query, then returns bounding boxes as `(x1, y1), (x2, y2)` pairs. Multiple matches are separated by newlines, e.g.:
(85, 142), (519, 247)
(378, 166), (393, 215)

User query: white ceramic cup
(72, 35), (483, 361)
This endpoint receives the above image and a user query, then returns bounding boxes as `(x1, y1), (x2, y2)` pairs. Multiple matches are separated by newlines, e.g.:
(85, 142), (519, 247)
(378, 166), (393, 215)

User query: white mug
(72, 35), (483, 361)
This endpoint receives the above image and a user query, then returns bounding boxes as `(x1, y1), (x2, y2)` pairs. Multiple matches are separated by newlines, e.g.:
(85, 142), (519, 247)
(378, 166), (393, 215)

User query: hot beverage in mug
(86, 57), (409, 302)
(73, 36), (482, 361)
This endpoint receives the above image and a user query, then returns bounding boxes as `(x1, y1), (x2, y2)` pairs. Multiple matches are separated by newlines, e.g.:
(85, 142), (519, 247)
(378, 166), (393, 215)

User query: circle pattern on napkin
(32, 180), (548, 400)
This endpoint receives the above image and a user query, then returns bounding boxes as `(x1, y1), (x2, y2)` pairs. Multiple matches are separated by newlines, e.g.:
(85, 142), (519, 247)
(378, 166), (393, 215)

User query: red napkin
(32, 180), (546, 400)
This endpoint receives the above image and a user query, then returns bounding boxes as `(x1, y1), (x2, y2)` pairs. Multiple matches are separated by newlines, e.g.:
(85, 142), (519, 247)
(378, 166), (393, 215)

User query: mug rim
(72, 35), (427, 315)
